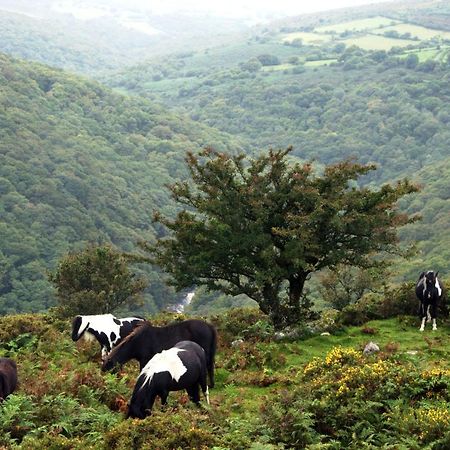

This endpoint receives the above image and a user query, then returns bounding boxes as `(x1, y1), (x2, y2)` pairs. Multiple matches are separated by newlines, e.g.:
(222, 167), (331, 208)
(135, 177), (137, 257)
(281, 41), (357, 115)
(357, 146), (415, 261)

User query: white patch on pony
(435, 278), (442, 297)
(205, 386), (210, 405)
(81, 330), (97, 344)
(140, 348), (187, 389)
(420, 317), (426, 332)
(77, 314), (143, 347)
(432, 319), (437, 331)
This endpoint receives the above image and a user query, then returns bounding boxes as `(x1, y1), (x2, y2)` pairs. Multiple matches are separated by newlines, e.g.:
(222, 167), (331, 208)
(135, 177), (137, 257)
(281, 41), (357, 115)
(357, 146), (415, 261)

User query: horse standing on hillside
(127, 340), (209, 419)
(0, 357), (18, 401)
(71, 314), (144, 360)
(102, 319), (217, 388)
(415, 271), (443, 331)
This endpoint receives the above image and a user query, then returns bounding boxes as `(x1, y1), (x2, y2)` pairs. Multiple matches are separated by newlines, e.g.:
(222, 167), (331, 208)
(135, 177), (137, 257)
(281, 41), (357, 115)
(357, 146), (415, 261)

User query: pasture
(341, 34), (415, 50)
(0, 310), (449, 448)
(281, 31), (332, 45)
(315, 16), (399, 34)
(372, 23), (450, 41)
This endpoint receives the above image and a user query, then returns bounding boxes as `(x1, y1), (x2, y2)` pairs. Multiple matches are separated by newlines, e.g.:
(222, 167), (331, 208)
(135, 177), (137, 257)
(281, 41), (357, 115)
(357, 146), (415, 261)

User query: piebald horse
(415, 271), (443, 331)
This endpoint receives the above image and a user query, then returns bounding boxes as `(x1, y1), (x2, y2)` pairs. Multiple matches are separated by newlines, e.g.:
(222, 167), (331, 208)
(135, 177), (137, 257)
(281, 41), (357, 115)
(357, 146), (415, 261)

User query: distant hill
(0, 0), (249, 74)
(105, 14), (450, 280)
(0, 53), (244, 314)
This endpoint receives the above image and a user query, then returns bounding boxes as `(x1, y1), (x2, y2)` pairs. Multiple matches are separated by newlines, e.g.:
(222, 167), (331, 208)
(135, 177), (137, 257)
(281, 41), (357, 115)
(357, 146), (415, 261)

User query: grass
(304, 58), (337, 67)
(315, 16), (400, 34)
(342, 34), (415, 50)
(373, 23), (450, 41)
(401, 45), (450, 62)
(1, 313), (449, 447)
(281, 31), (332, 45)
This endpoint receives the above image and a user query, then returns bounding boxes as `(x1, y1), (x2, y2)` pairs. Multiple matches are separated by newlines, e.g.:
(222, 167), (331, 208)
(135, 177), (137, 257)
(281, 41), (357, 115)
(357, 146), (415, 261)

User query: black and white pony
(127, 340), (209, 419)
(71, 314), (144, 360)
(102, 319), (217, 387)
(0, 358), (18, 401)
(415, 271), (443, 332)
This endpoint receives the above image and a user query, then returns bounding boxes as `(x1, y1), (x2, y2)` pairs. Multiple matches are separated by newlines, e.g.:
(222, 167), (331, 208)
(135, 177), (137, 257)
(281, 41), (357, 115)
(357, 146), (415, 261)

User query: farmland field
(342, 34), (415, 50)
(315, 16), (399, 33)
(281, 31), (332, 45)
(373, 23), (450, 40)
(403, 45), (450, 62)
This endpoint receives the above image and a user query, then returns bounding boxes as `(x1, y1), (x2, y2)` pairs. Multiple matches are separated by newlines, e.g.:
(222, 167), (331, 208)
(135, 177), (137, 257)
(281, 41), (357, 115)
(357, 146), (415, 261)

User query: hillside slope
(0, 53), (244, 314)
(0, 310), (449, 448)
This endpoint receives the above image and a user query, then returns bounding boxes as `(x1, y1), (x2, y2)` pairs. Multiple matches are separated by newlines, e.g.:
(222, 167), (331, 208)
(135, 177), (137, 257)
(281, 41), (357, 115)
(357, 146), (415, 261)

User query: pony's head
(71, 315), (89, 341)
(424, 271), (439, 298)
(101, 322), (146, 371)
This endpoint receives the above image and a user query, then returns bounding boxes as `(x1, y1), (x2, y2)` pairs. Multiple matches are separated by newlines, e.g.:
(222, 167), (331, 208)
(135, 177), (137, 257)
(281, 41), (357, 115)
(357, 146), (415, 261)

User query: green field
(315, 16), (399, 33)
(281, 31), (332, 45)
(403, 45), (450, 62)
(342, 34), (415, 50)
(373, 23), (450, 40)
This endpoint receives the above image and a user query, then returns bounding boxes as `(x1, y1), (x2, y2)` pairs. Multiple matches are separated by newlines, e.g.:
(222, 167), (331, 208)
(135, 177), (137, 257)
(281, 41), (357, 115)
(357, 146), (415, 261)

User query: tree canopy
(49, 245), (147, 317)
(150, 147), (419, 328)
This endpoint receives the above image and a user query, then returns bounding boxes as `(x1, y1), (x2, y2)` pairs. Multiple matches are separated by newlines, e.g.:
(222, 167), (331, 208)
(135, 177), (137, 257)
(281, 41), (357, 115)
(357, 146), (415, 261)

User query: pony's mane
(107, 321), (150, 358)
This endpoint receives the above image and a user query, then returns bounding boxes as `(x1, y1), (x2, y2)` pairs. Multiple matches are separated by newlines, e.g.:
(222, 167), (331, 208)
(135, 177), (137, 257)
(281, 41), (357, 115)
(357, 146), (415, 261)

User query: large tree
(149, 147), (419, 328)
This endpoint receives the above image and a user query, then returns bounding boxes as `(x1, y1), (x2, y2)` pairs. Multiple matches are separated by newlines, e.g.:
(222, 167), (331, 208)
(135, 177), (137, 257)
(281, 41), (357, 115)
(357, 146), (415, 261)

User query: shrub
(104, 408), (217, 449)
(49, 244), (146, 318)
(262, 346), (450, 447)
(211, 307), (273, 347)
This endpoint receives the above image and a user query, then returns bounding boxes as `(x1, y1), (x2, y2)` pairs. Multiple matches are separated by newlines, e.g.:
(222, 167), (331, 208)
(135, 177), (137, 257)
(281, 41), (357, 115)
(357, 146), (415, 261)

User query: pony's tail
(208, 325), (217, 388)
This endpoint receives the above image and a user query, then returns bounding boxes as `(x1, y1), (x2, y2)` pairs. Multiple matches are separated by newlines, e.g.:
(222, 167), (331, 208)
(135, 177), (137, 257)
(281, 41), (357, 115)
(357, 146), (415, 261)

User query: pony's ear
(435, 271), (439, 278)
(419, 271), (425, 279)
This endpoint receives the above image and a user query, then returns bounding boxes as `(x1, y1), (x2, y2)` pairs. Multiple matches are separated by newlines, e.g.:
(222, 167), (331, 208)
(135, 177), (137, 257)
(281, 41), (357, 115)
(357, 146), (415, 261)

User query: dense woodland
(2, 1), (450, 314)
(0, 53), (244, 314)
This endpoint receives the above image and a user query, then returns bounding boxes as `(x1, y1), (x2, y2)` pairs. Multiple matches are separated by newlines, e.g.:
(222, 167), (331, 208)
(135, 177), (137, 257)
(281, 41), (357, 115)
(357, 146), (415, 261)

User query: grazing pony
(102, 319), (217, 387)
(415, 271), (443, 331)
(0, 358), (18, 401)
(127, 340), (209, 419)
(71, 314), (144, 360)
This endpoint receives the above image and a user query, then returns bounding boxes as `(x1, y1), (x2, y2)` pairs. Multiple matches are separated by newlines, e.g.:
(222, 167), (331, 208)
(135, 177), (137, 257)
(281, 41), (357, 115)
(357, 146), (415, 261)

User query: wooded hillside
(0, 53), (243, 314)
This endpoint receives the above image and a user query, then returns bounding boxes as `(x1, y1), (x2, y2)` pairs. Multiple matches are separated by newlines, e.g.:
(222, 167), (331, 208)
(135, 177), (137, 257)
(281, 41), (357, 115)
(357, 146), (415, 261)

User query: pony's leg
(426, 305), (432, 322)
(187, 385), (201, 404)
(420, 316), (426, 332)
(200, 368), (209, 405)
(160, 390), (169, 406)
(431, 301), (438, 331)
(142, 392), (157, 417)
(208, 361), (215, 389)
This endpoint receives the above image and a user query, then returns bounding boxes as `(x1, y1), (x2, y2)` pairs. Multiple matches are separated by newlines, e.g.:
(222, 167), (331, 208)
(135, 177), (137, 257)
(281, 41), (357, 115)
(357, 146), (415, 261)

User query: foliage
(48, 244), (147, 317)
(0, 310), (449, 448)
(338, 277), (448, 326)
(319, 265), (387, 310)
(150, 147), (418, 328)
(0, 52), (241, 315)
(262, 346), (450, 448)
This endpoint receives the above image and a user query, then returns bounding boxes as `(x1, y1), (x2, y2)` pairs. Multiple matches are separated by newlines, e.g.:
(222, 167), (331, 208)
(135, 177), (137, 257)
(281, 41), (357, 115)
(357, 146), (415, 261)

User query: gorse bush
(262, 346), (450, 448)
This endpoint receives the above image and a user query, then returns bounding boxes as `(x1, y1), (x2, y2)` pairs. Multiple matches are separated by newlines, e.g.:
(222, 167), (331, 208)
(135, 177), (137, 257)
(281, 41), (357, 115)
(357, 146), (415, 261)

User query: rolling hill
(0, 52), (245, 314)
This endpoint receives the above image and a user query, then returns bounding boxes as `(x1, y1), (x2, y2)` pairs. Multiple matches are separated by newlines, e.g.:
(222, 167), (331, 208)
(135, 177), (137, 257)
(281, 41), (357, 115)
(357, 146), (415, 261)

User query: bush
(104, 408), (217, 449)
(261, 346), (450, 448)
(210, 307), (273, 347)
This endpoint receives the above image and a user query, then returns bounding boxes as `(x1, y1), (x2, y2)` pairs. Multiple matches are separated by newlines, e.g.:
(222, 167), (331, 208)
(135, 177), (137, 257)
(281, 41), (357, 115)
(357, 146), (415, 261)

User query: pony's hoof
(419, 328), (425, 332)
